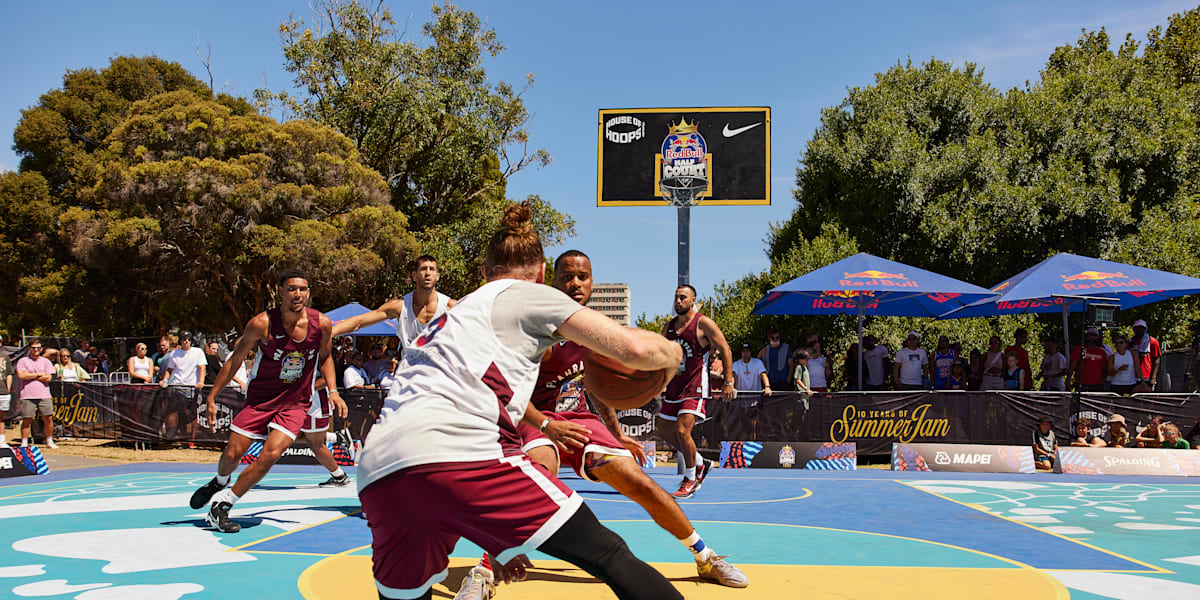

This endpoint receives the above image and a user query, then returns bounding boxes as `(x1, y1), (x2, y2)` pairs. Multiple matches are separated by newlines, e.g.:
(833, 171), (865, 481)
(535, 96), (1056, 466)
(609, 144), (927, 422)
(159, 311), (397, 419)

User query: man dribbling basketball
(658, 284), (736, 498)
(454, 251), (748, 599)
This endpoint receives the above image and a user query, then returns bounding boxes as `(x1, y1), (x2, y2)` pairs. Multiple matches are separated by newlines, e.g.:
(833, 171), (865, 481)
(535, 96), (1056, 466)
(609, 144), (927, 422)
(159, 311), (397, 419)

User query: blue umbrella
(324, 302), (398, 337)
(751, 253), (998, 389)
(939, 252), (1200, 365)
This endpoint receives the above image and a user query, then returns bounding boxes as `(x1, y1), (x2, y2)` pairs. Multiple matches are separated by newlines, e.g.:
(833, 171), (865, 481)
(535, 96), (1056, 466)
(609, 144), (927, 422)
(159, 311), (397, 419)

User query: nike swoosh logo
(722, 122), (762, 137)
(274, 335), (286, 339)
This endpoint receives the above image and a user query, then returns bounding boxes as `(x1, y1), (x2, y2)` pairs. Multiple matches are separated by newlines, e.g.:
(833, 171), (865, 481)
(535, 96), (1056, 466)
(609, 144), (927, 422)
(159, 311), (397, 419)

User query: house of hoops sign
(604, 116), (646, 143)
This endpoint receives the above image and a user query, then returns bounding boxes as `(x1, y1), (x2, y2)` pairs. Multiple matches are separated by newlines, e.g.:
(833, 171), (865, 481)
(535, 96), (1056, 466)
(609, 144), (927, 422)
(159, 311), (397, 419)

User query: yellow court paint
(299, 556), (1068, 600)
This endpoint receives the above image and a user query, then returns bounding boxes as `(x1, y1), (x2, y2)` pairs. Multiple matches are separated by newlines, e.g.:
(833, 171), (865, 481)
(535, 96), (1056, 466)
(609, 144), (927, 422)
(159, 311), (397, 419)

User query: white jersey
(397, 290), (452, 346)
(358, 279), (582, 490)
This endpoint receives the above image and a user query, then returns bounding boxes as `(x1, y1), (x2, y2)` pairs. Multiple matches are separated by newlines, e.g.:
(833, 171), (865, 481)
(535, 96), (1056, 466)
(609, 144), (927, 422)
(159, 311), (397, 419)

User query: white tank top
(359, 280), (537, 489)
(130, 356), (153, 379)
(808, 356), (827, 387)
(397, 291), (451, 346)
(1111, 350), (1137, 385)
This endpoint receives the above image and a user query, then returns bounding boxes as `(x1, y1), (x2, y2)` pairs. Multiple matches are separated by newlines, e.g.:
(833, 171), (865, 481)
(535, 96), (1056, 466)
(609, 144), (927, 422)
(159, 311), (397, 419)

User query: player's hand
(545, 420), (590, 450)
(619, 434), (647, 466)
(493, 553), (533, 584)
(330, 392), (348, 418)
(194, 382), (204, 389)
(206, 398), (218, 432)
(720, 383), (737, 402)
(763, 387), (773, 397)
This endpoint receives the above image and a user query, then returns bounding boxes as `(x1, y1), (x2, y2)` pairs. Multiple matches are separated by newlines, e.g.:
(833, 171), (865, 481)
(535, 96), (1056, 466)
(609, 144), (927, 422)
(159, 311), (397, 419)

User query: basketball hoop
(660, 175), (708, 207)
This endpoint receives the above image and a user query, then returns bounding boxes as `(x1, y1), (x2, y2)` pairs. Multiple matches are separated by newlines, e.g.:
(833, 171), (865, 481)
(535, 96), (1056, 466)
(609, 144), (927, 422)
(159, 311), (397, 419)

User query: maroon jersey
(245, 308), (322, 410)
(531, 340), (589, 413)
(664, 312), (709, 401)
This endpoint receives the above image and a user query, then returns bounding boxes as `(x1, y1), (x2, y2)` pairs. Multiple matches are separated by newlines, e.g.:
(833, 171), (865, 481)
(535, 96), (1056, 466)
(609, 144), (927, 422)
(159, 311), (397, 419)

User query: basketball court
(2, 464), (1199, 599)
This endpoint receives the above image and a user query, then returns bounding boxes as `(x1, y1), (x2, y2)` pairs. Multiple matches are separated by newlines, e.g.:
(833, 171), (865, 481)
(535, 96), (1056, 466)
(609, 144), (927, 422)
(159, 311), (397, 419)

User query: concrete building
(587, 283), (631, 326)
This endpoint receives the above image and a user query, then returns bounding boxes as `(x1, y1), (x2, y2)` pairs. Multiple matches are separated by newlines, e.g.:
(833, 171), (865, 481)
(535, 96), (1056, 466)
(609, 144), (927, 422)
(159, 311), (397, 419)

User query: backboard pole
(677, 205), (690, 286)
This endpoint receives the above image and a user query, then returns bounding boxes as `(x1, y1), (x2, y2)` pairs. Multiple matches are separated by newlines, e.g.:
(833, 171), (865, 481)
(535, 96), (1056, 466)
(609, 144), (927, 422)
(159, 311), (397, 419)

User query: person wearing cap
(1129, 319), (1161, 392)
(1069, 417), (1106, 448)
(947, 360), (968, 390)
(1105, 414), (1131, 448)
(1068, 328), (1108, 392)
(1033, 417), (1058, 470)
(893, 332), (929, 391)
(160, 332), (207, 438)
(733, 343), (769, 394)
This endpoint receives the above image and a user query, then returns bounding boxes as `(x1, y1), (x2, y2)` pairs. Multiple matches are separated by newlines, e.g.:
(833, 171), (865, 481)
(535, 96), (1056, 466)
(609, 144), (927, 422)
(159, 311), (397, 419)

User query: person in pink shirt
(16, 339), (58, 448)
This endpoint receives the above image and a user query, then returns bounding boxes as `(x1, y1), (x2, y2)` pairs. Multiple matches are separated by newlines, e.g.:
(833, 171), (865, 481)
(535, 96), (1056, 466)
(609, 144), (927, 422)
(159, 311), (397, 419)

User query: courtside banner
(892, 443), (1035, 473)
(239, 441), (357, 467)
(719, 441), (855, 469)
(0, 446), (48, 478)
(1055, 446), (1200, 476)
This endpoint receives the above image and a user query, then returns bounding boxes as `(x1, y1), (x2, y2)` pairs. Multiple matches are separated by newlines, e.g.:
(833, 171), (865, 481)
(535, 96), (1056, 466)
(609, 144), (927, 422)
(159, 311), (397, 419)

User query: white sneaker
(20, 439), (29, 448)
(46, 439), (59, 449)
(697, 553), (749, 588)
(454, 566), (495, 600)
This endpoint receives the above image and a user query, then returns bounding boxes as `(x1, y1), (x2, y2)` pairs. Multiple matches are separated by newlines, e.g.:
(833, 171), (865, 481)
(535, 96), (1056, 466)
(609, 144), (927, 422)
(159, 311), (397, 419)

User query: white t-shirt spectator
(895, 347), (929, 386)
(863, 346), (890, 386)
(343, 365), (369, 389)
(165, 347), (206, 386)
(733, 358), (767, 391)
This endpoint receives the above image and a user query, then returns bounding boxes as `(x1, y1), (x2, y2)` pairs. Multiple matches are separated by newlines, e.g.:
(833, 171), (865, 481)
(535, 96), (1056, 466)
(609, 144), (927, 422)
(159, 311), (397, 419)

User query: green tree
(57, 89), (417, 332)
(261, 0), (572, 298)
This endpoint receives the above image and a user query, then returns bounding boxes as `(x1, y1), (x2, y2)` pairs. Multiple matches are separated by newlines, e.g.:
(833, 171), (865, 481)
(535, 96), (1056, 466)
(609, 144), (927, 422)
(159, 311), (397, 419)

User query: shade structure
(751, 253), (998, 389)
(323, 302), (398, 337)
(941, 253), (1200, 318)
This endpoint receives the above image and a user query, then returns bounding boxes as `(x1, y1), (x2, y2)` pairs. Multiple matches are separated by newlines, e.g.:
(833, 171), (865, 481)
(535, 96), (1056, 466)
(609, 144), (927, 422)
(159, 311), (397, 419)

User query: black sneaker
(190, 477), (226, 510)
(335, 428), (353, 449)
(206, 501), (241, 533)
(319, 473), (351, 487)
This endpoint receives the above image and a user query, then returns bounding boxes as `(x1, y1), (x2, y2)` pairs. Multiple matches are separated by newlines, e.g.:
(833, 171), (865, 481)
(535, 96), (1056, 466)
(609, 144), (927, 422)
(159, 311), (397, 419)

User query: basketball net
(660, 175), (708, 207)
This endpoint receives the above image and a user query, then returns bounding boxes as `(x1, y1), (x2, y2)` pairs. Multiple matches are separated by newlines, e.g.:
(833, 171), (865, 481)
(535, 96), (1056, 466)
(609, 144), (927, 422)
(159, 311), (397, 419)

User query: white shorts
(301, 389), (332, 433)
(0, 394), (10, 412)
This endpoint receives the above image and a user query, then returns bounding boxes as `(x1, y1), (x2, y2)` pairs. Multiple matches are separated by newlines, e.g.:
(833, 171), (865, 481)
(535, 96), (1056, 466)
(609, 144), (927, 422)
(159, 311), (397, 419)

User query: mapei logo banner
(892, 443), (1035, 474)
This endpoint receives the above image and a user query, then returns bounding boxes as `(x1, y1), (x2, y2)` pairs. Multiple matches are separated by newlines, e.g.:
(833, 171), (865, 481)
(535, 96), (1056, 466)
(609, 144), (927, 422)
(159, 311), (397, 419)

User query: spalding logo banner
(892, 443), (1035, 473)
(719, 441), (855, 470)
(1055, 447), (1200, 476)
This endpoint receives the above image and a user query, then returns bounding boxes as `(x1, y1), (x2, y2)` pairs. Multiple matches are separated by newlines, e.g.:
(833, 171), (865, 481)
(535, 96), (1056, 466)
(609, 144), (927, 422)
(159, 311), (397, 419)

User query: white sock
(46, 436), (54, 444)
(212, 488), (240, 506)
(684, 466), (697, 481)
(0, 433), (6, 445)
(331, 467), (346, 478)
(680, 530), (715, 560)
(20, 438), (29, 447)
(695, 452), (704, 467)
(325, 432), (338, 444)
(215, 473), (230, 486)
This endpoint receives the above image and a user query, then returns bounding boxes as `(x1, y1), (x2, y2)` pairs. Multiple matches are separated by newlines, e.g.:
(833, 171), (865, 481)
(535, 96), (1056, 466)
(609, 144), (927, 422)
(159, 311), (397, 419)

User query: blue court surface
(2, 464), (1200, 599)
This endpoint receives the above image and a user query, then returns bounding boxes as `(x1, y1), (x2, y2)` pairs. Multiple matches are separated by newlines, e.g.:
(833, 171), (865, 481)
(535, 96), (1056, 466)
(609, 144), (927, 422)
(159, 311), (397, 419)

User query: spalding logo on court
(605, 116), (645, 143)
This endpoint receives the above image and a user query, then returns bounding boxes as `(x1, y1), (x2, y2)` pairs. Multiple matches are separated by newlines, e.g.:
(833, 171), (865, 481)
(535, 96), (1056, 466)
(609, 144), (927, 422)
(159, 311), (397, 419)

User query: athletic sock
(330, 467), (346, 478)
(325, 432), (337, 444)
(695, 452), (704, 467)
(212, 488), (240, 506)
(684, 466), (697, 481)
(215, 473), (231, 486)
(20, 438), (29, 447)
(680, 530), (713, 560)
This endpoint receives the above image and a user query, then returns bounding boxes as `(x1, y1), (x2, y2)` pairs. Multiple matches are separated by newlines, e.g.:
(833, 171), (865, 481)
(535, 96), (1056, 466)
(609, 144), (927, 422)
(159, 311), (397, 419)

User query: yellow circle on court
(298, 556), (1068, 599)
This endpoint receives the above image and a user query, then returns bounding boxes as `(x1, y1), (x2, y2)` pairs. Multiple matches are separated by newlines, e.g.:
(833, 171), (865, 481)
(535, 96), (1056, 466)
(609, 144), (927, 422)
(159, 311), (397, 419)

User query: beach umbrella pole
(857, 300), (865, 391)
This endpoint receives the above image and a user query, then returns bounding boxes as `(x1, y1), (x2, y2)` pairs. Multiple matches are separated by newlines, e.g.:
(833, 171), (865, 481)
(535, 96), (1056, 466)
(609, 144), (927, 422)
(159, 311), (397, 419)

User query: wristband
(723, 381), (735, 387)
(539, 418), (551, 432)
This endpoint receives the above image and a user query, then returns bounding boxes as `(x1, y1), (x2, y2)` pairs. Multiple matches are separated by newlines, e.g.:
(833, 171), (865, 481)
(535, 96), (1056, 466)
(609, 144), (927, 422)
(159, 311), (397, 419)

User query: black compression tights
(380, 504), (681, 600)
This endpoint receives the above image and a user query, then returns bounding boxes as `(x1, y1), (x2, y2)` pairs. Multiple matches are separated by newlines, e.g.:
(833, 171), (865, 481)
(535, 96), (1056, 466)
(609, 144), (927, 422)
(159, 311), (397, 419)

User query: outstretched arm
(557, 308), (681, 373)
(331, 299), (404, 337)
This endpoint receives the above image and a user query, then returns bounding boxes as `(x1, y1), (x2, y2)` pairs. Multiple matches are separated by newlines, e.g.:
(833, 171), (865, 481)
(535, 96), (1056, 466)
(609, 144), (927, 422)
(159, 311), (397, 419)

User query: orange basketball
(583, 351), (669, 411)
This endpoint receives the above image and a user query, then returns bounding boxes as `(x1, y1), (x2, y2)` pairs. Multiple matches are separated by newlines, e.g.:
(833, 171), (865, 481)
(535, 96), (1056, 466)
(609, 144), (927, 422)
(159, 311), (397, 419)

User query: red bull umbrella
(751, 253), (997, 390)
(939, 253), (1200, 319)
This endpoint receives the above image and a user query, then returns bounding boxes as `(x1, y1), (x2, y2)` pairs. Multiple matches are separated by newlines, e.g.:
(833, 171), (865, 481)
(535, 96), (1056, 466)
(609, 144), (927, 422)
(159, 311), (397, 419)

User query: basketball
(583, 350), (669, 410)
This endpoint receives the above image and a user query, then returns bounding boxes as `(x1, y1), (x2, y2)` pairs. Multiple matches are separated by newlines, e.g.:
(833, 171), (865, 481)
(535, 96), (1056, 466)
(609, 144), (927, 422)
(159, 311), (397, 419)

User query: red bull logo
(1060, 271), (1146, 291)
(997, 298), (1063, 310)
(839, 269), (917, 288)
(821, 290), (876, 299)
(926, 292), (962, 304)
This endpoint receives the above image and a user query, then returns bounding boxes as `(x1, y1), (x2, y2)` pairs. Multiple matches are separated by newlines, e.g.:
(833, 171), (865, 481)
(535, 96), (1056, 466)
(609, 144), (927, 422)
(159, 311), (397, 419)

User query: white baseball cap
(1133, 319), (1148, 328)
(906, 331), (920, 339)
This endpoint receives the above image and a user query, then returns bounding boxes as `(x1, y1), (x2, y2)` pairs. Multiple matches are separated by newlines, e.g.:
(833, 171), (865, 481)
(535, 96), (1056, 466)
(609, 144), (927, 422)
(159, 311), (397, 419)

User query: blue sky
(2, 0), (1194, 319)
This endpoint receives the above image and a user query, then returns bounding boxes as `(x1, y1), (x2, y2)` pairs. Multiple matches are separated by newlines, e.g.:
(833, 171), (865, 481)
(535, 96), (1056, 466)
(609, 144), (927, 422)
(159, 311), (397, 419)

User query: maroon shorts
(302, 389), (331, 433)
(658, 396), (708, 421)
(230, 402), (308, 441)
(518, 411), (633, 482)
(360, 457), (582, 598)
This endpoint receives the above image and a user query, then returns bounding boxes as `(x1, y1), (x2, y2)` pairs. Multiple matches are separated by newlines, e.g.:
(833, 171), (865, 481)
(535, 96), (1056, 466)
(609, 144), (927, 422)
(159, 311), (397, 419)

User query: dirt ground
(3, 424), (221, 464)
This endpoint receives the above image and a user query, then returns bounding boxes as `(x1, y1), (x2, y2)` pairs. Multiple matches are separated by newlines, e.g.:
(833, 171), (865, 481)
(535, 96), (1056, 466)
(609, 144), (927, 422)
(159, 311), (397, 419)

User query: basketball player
(358, 203), (685, 600)
(333, 254), (457, 344)
(658, 284), (736, 499)
(455, 250), (747, 600)
(189, 270), (343, 532)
